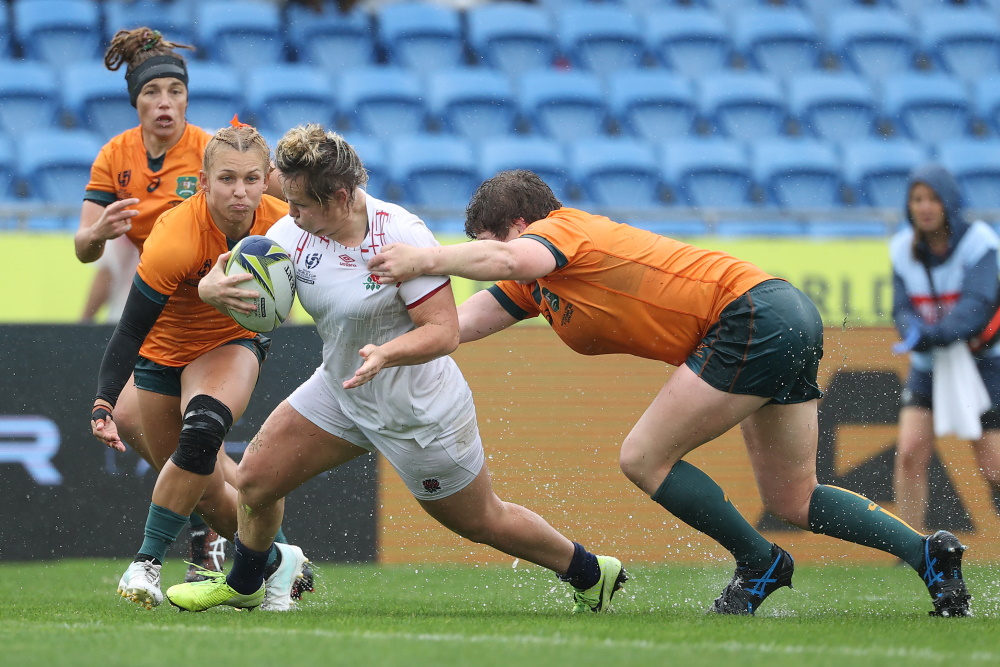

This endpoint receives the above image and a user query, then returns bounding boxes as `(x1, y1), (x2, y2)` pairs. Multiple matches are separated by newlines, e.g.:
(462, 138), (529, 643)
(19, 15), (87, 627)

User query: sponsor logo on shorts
(422, 478), (441, 493)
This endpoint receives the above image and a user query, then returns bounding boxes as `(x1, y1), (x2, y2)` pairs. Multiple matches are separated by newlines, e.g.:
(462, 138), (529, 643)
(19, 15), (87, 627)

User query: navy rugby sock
(557, 542), (601, 590)
(227, 537), (274, 595)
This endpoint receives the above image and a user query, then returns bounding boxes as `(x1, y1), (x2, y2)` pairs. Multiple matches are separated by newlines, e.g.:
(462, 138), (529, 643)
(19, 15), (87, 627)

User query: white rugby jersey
(268, 192), (475, 444)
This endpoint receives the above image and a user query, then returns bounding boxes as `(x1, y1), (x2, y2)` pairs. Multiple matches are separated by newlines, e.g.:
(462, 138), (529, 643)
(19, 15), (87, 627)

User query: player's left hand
(344, 344), (386, 389)
(198, 252), (259, 315)
(892, 326), (922, 354)
(368, 243), (425, 284)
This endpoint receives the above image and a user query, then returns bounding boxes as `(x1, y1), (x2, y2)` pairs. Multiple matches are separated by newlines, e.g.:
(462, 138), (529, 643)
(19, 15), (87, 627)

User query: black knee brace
(170, 394), (234, 476)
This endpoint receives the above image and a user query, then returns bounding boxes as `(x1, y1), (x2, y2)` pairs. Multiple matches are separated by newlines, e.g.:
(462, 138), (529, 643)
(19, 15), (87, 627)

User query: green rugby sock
(652, 460), (773, 568)
(808, 484), (924, 569)
(136, 503), (190, 563)
(274, 527), (287, 544)
(189, 513), (209, 532)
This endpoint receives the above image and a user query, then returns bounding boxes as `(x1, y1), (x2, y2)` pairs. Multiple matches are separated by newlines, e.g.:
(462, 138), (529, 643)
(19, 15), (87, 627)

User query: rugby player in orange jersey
(89, 123), (306, 610)
(368, 169), (971, 617)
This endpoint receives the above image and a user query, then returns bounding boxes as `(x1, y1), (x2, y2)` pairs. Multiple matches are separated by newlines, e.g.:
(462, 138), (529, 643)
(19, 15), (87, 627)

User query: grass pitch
(1, 559), (998, 667)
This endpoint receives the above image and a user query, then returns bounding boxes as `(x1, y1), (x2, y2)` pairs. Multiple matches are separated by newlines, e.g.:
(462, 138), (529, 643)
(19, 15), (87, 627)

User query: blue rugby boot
(920, 530), (971, 617)
(710, 544), (794, 615)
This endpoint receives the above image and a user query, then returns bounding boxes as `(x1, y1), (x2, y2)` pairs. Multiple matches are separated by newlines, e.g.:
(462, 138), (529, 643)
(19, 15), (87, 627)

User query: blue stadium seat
(894, 0), (987, 12)
(608, 70), (698, 141)
(715, 219), (808, 238)
(882, 73), (973, 144)
(752, 139), (843, 209)
(569, 138), (662, 208)
(184, 62), (245, 133)
(826, 8), (917, 82)
(0, 61), (61, 135)
(478, 137), (573, 203)
(0, 4), (11, 59)
(466, 4), (558, 76)
(645, 8), (734, 78)
(937, 139), (1000, 210)
(286, 4), (376, 73)
(558, 6), (646, 78)
(805, 219), (890, 239)
(788, 72), (878, 141)
(62, 61), (132, 141)
(245, 65), (335, 137)
(0, 134), (18, 202)
(102, 0), (196, 46)
(632, 219), (710, 238)
(841, 139), (928, 208)
(698, 72), (789, 141)
(518, 69), (610, 143)
(340, 133), (389, 201)
(18, 129), (102, 205)
(919, 9), (1000, 83)
(973, 75), (1000, 137)
(732, 8), (823, 78)
(195, 1), (284, 67)
(14, 0), (103, 66)
(661, 138), (755, 208)
(427, 68), (519, 139)
(389, 135), (478, 208)
(337, 67), (428, 140)
(377, 2), (465, 70)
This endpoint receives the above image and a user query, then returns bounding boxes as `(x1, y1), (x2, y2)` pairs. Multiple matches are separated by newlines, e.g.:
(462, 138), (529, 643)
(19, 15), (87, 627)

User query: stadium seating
(184, 62), (246, 133)
(518, 69), (610, 143)
(388, 135), (478, 208)
(426, 68), (519, 139)
(841, 139), (929, 208)
(569, 138), (662, 208)
(245, 64), (335, 137)
(557, 6), (646, 78)
(466, 3), (558, 76)
(102, 0), (197, 47)
(788, 72), (879, 142)
(608, 70), (699, 141)
(826, 8), (917, 82)
(715, 219), (808, 237)
(0, 133), (17, 202)
(661, 139), (755, 208)
(645, 8), (734, 78)
(752, 139), (843, 209)
(195, 1), (285, 68)
(882, 73), (973, 144)
(377, 2), (465, 71)
(937, 139), (1000, 210)
(698, 72), (789, 141)
(61, 61), (132, 141)
(286, 4), (376, 73)
(13, 0), (103, 66)
(732, 7), (823, 78)
(337, 67), (427, 140)
(477, 136), (573, 203)
(806, 219), (890, 239)
(919, 9), (1000, 83)
(17, 129), (102, 206)
(0, 4), (10, 59)
(0, 60), (62, 135)
(974, 75), (1000, 136)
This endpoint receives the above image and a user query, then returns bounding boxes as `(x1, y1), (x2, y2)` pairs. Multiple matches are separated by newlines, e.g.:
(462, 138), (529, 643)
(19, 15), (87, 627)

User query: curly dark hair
(464, 170), (561, 240)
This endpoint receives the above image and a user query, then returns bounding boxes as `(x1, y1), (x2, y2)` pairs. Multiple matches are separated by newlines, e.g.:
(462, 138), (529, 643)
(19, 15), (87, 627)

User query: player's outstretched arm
(369, 237), (556, 284)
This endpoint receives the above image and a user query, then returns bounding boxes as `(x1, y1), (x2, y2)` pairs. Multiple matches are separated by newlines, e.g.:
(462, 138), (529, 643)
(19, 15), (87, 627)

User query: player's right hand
(91, 405), (126, 452)
(93, 197), (140, 242)
(198, 251), (258, 314)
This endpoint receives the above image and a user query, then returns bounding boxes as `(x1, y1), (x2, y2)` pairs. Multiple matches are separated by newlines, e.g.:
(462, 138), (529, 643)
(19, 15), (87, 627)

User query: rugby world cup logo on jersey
(117, 170), (131, 188)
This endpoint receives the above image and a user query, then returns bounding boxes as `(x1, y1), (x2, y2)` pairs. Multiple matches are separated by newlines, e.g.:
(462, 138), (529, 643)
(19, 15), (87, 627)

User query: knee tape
(170, 394), (234, 476)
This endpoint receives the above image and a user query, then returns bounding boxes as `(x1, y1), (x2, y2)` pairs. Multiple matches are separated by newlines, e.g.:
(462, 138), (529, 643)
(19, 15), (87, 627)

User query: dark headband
(125, 55), (188, 107)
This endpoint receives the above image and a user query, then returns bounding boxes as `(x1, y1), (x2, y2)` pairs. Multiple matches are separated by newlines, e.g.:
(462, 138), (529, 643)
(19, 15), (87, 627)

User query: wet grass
(1, 559), (998, 667)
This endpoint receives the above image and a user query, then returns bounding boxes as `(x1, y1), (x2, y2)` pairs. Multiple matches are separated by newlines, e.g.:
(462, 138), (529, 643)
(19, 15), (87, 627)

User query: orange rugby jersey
(136, 191), (289, 367)
(492, 208), (777, 367)
(85, 123), (212, 252)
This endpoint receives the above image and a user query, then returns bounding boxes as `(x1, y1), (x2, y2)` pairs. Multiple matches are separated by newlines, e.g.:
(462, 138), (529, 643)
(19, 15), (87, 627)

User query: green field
(2, 560), (997, 666)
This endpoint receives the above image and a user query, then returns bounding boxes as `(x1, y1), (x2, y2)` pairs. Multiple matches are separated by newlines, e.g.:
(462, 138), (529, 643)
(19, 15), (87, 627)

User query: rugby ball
(224, 236), (296, 333)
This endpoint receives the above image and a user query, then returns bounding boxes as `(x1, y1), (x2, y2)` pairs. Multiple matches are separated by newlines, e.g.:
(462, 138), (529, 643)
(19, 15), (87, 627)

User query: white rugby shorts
(287, 368), (485, 500)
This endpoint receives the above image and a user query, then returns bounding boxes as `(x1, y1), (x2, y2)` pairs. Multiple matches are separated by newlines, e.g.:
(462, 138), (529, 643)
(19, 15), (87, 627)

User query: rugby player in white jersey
(165, 124), (627, 613)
